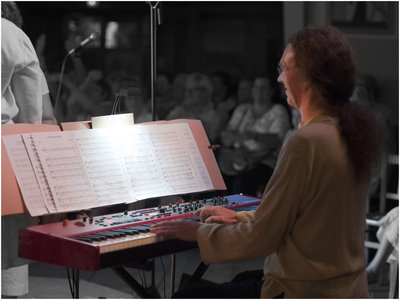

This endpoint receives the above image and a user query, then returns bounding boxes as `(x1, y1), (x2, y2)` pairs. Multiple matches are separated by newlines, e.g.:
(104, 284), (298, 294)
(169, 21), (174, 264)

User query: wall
(283, 2), (399, 126)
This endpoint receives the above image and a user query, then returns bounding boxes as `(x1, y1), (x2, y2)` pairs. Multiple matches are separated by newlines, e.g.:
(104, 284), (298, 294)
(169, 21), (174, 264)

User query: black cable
(111, 93), (121, 115)
(159, 256), (166, 298)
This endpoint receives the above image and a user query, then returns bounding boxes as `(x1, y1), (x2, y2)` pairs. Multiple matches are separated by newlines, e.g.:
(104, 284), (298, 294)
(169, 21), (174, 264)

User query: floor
(20, 249), (265, 299)
(18, 248), (393, 299)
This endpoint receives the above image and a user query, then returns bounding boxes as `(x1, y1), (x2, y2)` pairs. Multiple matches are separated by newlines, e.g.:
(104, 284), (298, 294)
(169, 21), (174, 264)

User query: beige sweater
(197, 115), (370, 298)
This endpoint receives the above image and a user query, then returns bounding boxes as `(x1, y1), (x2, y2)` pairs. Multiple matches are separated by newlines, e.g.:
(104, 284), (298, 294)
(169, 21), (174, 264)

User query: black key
(108, 230), (127, 237)
(113, 228), (139, 235)
(87, 234), (107, 241)
(75, 237), (93, 243)
(79, 235), (103, 241)
(130, 225), (150, 232)
(94, 231), (120, 238)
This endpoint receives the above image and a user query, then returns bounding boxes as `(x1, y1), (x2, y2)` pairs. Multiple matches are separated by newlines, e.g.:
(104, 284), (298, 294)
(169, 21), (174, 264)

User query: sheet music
(8, 122), (215, 214)
(22, 131), (98, 212)
(2, 135), (49, 216)
(74, 128), (136, 206)
(115, 124), (213, 199)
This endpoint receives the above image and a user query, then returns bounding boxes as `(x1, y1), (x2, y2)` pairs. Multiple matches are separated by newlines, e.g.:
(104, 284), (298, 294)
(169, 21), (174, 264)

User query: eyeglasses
(277, 65), (296, 75)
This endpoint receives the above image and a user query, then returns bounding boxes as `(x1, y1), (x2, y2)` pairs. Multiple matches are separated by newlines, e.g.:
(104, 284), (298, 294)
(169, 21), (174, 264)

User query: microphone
(54, 33), (97, 120)
(67, 33), (97, 56)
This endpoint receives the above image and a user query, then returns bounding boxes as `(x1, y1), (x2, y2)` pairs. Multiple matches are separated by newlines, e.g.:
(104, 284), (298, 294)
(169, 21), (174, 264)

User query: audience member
(366, 206), (399, 283)
(155, 73), (172, 120)
(219, 76), (290, 195)
(171, 73), (188, 105)
(350, 74), (392, 124)
(110, 73), (152, 122)
(211, 71), (236, 128)
(54, 69), (112, 121)
(167, 73), (222, 143)
(235, 78), (253, 105)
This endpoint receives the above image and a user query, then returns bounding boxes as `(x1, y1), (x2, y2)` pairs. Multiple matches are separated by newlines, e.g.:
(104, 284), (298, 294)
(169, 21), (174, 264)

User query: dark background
(17, 1), (284, 88)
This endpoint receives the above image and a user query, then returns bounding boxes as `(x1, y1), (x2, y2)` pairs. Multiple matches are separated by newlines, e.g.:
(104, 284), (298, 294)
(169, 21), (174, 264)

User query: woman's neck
(299, 90), (330, 123)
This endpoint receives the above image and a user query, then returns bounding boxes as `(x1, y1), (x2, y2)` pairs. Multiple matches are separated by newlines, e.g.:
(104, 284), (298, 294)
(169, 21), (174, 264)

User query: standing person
(1, 3), (56, 125)
(151, 26), (384, 298)
(1, 2), (56, 297)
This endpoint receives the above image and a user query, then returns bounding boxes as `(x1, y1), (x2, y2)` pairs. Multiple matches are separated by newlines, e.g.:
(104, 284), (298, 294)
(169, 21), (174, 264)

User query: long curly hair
(289, 26), (385, 182)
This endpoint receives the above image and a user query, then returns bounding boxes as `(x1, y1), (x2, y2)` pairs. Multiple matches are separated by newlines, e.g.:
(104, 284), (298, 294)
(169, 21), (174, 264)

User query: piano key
(112, 228), (139, 235)
(74, 236), (93, 243)
(86, 234), (107, 241)
(128, 225), (150, 233)
(79, 235), (104, 242)
(92, 232), (162, 254)
(108, 230), (127, 237)
(94, 231), (122, 238)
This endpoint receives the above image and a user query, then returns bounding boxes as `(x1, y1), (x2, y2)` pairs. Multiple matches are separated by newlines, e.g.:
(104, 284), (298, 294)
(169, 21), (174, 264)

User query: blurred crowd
(6, 4), (398, 198)
(35, 32), (397, 197)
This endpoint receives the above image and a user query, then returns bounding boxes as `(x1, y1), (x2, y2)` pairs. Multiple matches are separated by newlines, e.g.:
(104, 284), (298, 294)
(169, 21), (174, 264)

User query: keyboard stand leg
(188, 261), (209, 283)
(170, 253), (176, 297)
(112, 266), (154, 298)
(72, 269), (80, 299)
(178, 261), (209, 290)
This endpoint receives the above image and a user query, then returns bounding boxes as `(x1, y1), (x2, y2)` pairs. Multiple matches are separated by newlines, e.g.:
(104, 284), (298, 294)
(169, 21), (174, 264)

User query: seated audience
(235, 77), (253, 105)
(167, 73), (222, 144)
(211, 71), (236, 128)
(155, 73), (172, 120)
(171, 73), (189, 105)
(219, 76), (290, 195)
(54, 69), (112, 121)
(366, 207), (399, 283)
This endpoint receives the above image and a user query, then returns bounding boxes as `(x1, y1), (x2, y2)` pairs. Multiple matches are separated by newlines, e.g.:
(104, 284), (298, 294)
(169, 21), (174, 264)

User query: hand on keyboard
(150, 220), (200, 242)
(195, 206), (239, 224)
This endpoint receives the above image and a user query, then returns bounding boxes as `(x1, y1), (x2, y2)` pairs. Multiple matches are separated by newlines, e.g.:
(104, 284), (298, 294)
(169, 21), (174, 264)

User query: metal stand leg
(112, 266), (154, 298)
(72, 269), (80, 299)
(189, 261), (209, 283)
(170, 254), (176, 297)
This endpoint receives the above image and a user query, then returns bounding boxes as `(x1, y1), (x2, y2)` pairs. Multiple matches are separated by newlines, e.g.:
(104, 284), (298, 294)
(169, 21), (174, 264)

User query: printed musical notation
(2, 135), (50, 216)
(5, 122), (216, 215)
(22, 131), (98, 212)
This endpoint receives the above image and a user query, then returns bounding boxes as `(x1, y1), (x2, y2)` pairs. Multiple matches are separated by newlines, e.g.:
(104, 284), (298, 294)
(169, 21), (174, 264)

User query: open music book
(2, 120), (225, 216)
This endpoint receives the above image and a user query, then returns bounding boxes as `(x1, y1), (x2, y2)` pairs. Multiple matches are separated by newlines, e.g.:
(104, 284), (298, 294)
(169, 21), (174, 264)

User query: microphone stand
(148, 1), (161, 121)
(53, 51), (72, 123)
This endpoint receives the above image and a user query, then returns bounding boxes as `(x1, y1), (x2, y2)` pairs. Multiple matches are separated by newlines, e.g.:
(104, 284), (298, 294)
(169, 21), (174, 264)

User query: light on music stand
(91, 113), (134, 129)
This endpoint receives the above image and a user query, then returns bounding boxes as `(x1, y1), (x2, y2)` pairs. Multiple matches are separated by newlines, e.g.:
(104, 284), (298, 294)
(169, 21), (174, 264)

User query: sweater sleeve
(236, 210), (255, 222)
(197, 134), (310, 263)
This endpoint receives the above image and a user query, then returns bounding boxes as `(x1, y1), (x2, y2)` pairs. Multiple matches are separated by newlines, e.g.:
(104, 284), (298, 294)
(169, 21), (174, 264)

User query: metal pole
(148, 2), (158, 121)
(73, 269), (80, 298)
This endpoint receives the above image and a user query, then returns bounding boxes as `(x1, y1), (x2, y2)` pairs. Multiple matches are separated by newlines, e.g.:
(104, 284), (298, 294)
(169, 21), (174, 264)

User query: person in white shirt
(1, 3), (56, 297)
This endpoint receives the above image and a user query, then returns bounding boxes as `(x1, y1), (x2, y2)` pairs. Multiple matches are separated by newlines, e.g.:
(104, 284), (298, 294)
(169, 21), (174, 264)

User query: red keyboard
(19, 194), (260, 271)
